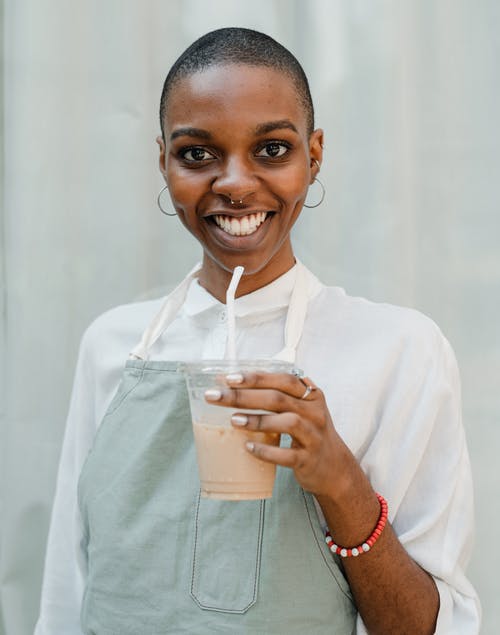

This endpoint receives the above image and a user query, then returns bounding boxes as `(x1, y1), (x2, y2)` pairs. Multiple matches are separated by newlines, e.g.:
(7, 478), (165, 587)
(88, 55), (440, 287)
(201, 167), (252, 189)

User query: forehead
(164, 64), (308, 137)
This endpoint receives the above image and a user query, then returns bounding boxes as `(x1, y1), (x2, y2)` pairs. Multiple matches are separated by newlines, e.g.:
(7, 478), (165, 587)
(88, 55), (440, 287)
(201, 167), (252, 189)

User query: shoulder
(310, 284), (450, 358)
(303, 284), (459, 400)
(79, 296), (165, 363)
(68, 297), (167, 427)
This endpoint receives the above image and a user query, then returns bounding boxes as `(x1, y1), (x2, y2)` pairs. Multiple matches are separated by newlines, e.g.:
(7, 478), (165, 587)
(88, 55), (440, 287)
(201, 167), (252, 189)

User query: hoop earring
(157, 185), (177, 217)
(304, 177), (325, 208)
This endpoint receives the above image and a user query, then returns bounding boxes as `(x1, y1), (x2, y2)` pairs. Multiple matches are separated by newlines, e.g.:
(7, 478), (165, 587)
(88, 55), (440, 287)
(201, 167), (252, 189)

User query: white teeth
(240, 216), (250, 233)
(213, 212), (269, 236)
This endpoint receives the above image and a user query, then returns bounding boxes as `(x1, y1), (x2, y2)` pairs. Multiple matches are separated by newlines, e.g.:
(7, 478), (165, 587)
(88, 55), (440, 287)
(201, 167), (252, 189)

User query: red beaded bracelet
(325, 493), (388, 558)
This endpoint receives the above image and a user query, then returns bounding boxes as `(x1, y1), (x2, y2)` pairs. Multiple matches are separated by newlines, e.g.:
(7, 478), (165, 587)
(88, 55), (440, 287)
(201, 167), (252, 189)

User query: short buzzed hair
(159, 27), (314, 139)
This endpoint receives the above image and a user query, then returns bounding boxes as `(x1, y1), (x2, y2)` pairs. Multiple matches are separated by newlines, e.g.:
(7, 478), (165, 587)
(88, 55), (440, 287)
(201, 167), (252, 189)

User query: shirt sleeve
(355, 323), (481, 634)
(34, 327), (99, 635)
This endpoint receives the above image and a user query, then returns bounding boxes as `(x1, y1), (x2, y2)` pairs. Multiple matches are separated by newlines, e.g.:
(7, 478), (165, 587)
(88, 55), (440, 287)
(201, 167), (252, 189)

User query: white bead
(352, 548), (359, 556)
(362, 543), (370, 552)
(340, 548), (348, 557)
(330, 543), (338, 553)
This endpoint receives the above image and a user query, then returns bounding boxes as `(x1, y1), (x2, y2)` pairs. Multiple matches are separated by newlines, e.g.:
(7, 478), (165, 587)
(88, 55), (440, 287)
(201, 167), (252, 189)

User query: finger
(245, 440), (301, 468)
(296, 376), (319, 401)
(225, 370), (319, 402)
(205, 386), (300, 413)
(231, 411), (311, 446)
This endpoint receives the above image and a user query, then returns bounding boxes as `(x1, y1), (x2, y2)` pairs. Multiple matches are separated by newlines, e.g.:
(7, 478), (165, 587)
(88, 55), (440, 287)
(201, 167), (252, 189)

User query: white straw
(225, 266), (244, 360)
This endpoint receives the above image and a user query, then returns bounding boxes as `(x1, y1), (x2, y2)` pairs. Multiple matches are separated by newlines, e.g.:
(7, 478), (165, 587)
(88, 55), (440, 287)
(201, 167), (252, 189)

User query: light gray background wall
(1, 1), (498, 633)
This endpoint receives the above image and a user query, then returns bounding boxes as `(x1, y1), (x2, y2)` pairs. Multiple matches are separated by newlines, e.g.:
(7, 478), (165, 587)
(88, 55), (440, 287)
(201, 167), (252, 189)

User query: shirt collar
(183, 264), (298, 319)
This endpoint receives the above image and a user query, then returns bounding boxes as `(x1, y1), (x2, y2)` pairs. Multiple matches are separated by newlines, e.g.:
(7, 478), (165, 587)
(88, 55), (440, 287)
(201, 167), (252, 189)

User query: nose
(211, 156), (257, 203)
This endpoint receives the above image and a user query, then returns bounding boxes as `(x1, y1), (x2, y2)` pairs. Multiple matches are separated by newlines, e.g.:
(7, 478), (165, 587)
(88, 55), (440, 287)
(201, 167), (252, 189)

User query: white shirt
(35, 264), (480, 634)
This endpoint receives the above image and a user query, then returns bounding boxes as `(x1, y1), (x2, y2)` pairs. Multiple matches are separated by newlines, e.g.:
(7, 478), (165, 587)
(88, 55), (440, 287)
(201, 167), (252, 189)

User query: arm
(35, 329), (98, 635)
(315, 445), (439, 634)
(35, 298), (167, 634)
(208, 331), (479, 634)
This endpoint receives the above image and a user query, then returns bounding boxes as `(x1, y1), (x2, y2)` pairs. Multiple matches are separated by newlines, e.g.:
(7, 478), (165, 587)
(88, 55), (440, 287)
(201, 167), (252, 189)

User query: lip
(204, 210), (275, 248)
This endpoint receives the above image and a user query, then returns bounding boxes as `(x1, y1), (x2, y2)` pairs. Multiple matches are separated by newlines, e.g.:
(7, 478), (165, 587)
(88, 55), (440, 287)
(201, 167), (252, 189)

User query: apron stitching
(189, 494), (265, 614)
(189, 490), (202, 603)
(104, 366), (146, 417)
(78, 366), (146, 517)
(301, 489), (354, 603)
(253, 499), (266, 603)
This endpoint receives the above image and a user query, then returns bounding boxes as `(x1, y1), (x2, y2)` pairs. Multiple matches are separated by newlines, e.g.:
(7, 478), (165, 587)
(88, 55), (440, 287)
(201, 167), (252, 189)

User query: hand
(204, 370), (347, 497)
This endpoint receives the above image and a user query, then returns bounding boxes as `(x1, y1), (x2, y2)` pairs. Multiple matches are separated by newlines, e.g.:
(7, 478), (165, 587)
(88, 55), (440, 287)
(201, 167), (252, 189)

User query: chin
(214, 254), (272, 276)
(212, 248), (294, 279)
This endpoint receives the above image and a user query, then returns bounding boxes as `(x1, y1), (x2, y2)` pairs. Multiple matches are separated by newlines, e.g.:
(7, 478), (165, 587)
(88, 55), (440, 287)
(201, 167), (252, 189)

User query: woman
(35, 28), (480, 634)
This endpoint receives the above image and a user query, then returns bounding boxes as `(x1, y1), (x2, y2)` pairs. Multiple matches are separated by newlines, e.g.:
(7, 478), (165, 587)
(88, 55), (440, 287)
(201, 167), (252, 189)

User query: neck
(198, 250), (296, 304)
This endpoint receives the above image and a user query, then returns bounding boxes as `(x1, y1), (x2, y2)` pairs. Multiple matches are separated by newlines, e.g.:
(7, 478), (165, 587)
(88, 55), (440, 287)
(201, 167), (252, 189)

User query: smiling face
(158, 63), (323, 300)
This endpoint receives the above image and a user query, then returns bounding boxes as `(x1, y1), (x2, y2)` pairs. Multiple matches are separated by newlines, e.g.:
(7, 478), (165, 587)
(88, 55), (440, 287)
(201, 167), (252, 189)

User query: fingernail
(232, 414), (248, 426)
(246, 441), (255, 452)
(205, 389), (222, 401)
(226, 373), (244, 384)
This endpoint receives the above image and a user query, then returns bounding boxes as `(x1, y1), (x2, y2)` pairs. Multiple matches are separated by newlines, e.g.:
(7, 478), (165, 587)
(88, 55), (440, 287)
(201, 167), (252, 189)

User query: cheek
(166, 156), (210, 203)
(167, 173), (204, 210)
(272, 165), (311, 202)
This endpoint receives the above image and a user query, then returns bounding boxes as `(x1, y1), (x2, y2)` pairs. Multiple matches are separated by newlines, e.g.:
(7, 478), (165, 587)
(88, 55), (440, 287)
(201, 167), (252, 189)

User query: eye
(256, 141), (291, 159)
(180, 147), (215, 162)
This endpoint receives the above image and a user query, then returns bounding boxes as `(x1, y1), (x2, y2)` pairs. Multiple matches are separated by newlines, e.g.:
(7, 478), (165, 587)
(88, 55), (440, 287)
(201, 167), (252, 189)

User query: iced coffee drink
(182, 360), (295, 500)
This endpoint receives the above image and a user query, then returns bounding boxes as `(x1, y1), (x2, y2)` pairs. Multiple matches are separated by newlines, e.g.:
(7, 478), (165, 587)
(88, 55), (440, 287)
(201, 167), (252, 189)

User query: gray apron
(78, 263), (356, 634)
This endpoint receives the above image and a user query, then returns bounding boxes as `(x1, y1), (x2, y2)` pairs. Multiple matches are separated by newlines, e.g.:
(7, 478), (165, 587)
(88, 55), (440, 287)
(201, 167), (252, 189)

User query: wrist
(315, 451), (382, 547)
(316, 439), (372, 507)
(325, 494), (388, 557)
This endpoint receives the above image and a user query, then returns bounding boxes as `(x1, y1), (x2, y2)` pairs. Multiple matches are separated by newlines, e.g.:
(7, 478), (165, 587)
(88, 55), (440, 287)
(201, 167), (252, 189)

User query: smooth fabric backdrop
(1, 1), (498, 633)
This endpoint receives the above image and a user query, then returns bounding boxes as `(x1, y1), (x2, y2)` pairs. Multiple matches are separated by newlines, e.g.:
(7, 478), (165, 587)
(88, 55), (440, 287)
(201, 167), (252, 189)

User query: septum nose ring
(229, 193), (246, 205)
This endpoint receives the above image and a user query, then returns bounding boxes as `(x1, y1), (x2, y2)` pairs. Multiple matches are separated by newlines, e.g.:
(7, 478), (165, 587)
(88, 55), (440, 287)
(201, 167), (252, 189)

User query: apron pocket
(190, 493), (265, 613)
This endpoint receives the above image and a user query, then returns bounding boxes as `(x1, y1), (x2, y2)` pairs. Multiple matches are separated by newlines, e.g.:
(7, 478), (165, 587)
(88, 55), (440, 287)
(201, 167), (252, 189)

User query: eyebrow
(255, 120), (298, 135)
(170, 127), (212, 142)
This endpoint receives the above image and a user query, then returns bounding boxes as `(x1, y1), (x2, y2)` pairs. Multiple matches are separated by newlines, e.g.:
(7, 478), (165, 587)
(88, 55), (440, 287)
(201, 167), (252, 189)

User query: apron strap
(130, 262), (202, 360)
(273, 262), (312, 363)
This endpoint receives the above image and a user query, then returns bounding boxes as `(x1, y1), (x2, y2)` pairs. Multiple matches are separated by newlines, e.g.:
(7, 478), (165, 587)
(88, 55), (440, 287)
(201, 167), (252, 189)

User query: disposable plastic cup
(182, 360), (297, 500)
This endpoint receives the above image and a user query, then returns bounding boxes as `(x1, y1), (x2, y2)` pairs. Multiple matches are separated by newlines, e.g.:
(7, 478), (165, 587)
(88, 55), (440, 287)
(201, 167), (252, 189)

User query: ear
(156, 135), (168, 179)
(308, 129), (324, 183)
